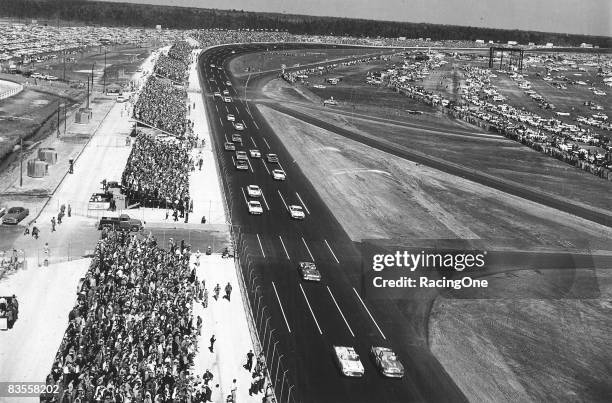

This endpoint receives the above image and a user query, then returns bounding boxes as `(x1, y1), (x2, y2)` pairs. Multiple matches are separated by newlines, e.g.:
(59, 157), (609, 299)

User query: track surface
(197, 44), (612, 402)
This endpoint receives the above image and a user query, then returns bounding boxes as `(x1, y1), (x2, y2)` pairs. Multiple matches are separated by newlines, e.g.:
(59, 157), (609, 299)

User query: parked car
(2, 207), (29, 225)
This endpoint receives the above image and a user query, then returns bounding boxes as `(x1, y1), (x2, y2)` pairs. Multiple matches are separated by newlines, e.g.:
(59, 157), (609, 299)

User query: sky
(98, 0), (611, 37)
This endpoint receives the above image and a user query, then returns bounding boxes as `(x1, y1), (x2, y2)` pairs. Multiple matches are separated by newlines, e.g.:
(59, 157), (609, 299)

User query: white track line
(272, 282), (291, 333)
(256, 234), (266, 258)
(261, 191), (270, 210)
(352, 288), (386, 340)
(324, 239), (340, 264)
(300, 284), (322, 335)
(247, 158), (254, 173)
(240, 187), (248, 205)
(253, 120), (260, 130)
(263, 138), (270, 149)
(327, 286), (354, 337)
(301, 237), (315, 262)
(295, 192), (310, 215)
(277, 190), (288, 211)
(277, 161), (285, 172)
(224, 133), (229, 143)
(231, 156), (236, 167)
(218, 116), (223, 125)
(261, 159), (270, 174)
(250, 137), (258, 147)
(278, 236), (290, 260)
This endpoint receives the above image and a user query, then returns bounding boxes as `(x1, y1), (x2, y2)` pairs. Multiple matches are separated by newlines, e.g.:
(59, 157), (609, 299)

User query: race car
(247, 185), (262, 198)
(298, 261), (321, 282)
(210, 64), (215, 68)
(247, 200), (263, 215)
(371, 346), (405, 378)
(236, 151), (248, 161)
(224, 142), (236, 151)
(223, 96), (232, 103)
(213, 91), (221, 97)
(233, 122), (245, 131)
(222, 89), (230, 96)
(235, 160), (249, 171)
(232, 133), (242, 143)
(225, 81), (232, 86)
(249, 149), (261, 158)
(289, 205), (305, 220)
(266, 153), (279, 163)
(227, 113), (235, 122)
(272, 169), (286, 181)
(2, 207), (29, 225)
(333, 346), (364, 377)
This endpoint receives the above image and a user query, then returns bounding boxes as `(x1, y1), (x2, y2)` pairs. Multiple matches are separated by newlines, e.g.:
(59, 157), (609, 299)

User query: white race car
(247, 185), (262, 198)
(224, 142), (236, 151)
(213, 91), (221, 97)
(249, 149), (261, 158)
(233, 122), (245, 131)
(226, 81), (232, 86)
(289, 205), (305, 220)
(333, 346), (364, 377)
(272, 169), (286, 181)
(236, 151), (248, 160)
(222, 89), (230, 96)
(235, 160), (249, 170)
(223, 96), (232, 103)
(227, 114), (235, 121)
(248, 200), (263, 215)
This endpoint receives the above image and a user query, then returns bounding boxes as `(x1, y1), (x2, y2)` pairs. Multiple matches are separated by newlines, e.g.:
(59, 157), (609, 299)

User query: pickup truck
(97, 214), (143, 231)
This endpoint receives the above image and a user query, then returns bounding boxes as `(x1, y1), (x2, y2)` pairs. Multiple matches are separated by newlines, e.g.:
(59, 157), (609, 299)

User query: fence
(0, 80), (23, 100)
(233, 228), (298, 403)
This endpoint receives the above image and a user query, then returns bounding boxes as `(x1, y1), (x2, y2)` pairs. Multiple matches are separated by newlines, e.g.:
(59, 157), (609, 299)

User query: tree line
(1, 0), (610, 48)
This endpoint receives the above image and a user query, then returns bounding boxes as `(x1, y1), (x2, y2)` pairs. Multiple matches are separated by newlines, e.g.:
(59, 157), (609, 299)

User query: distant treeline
(1, 0), (610, 48)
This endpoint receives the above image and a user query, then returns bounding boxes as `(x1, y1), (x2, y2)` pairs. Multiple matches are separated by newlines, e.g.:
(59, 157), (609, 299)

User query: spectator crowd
(122, 133), (192, 210)
(43, 231), (202, 402)
(154, 41), (193, 83)
(133, 76), (188, 135)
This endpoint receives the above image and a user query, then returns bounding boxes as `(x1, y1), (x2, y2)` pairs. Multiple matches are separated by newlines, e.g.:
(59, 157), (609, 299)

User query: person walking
(51, 216), (56, 232)
(230, 379), (237, 403)
(67, 204), (72, 217)
(209, 335), (216, 353)
(224, 282), (232, 301)
(244, 350), (254, 371)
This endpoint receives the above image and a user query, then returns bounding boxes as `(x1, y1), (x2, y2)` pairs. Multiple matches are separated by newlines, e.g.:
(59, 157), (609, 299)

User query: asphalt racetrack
(197, 43), (612, 402)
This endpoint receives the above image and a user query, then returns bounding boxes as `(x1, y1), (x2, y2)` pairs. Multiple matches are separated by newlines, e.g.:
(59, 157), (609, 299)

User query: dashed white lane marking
(277, 190), (288, 211)
(261, 159), (270, 174)
(300, 284), (323, 335)
(261, 191), (270, 211)
(256, 234), (266, 258)
(231, 156), (236, 166)
(250, 137), (258, 147)
(301, 237), (315, 262)
(253, 120), (260, 130)
(272, 282), (291, 333)
(240, 187), (248, 205)
(324, 239), (340, 264)
(278, 236), (290, 260)
(263, 138), (271, 149)
(246, 158), (254, 173)
(295, 192), (310, 215)
(327, 286), (354, 337)
(352, 287), (386, 340)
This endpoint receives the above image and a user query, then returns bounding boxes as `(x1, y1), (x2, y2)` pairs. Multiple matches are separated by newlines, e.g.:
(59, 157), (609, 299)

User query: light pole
(279, 369), (288, 400)
(287, 385), (295, 403)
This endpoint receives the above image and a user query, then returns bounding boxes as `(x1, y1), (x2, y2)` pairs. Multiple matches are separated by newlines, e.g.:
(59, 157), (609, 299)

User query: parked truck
(97, 214), (143, 232)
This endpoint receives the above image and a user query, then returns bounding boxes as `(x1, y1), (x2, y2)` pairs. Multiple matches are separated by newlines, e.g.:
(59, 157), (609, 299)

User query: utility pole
(91, 63), (95, 94)
(64, 104), (67, 134)
(57, 101), (60, 138)
(86, 78), (90, 109)
(19, 137), (23, 187)
(63, 50), (66, 81)
(103, 47), (107, 94)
